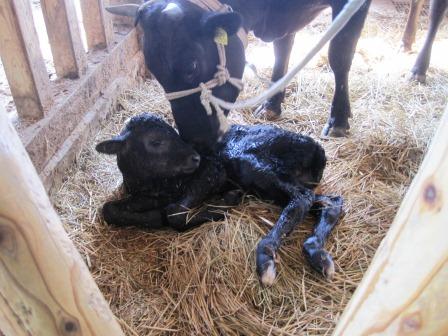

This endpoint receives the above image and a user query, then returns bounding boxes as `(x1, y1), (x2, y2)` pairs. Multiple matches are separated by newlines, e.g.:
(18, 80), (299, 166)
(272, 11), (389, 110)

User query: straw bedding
(50, 8), (448, 336)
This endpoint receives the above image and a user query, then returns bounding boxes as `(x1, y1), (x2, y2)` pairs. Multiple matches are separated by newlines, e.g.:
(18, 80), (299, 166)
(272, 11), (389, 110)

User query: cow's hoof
(409, 72), (426, 84)
(256, 240), (279, 286)
(399, 42), (414, 54)
(254, 104), (281, 121)
(303, 244), (335, 281)
(321, 124), (349, 138)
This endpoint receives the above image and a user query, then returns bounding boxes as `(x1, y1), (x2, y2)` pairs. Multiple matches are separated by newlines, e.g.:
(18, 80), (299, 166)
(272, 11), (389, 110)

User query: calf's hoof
(102, 202), (120, 226)
(256, 240), (279, 287)
(327, 196), (345, 222)
(321, 123), (349, 138)
(165, 203), (189, 231)
(303, 238), (335, 281)
(222, 190), (244, 206)
(254, 103), (281, 121)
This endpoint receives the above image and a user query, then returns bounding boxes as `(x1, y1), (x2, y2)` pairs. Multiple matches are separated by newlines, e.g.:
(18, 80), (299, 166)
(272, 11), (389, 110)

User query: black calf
(218, 125), (342, 285)
(96, 113), (229, 230)
(97, 113), (344, 285)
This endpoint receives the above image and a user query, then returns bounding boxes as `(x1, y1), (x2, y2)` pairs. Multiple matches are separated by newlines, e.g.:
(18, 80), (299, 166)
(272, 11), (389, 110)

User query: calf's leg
(303, 195), (344, 280)
(322, 0), (371, 138)
(254, 34), (295, 120)
(165, 157), (230, 230)
(166, 189), (243, 231)
(256, 187), (315, 286)
(102, 196), (166, 229)
(410, 0), (447, 83)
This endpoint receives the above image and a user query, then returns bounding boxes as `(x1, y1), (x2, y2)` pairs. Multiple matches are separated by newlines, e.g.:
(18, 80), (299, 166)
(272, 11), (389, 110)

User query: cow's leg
(410, 0), (447, 83)
(254, 33), (295, 120)
(102, 196), (166, 229)
(303, 195), (344, 280)
(256, 187), (314, 286)
(401, 0), (426, 52)
(322, 0), (371, 138)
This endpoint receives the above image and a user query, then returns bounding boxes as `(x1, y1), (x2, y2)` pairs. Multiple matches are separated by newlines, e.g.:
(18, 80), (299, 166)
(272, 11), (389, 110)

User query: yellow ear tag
(214, 27), (228, 46)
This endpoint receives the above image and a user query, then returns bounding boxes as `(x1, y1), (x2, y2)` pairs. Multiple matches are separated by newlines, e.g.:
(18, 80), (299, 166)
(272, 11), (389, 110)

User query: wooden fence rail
(40, 0), (87, 79)
(0, 0), (144, 192)
(0, 0), (53, 120)
(0, 0), (136, 120)
(79, 0), (114, 51)
(333, 104), (448, 335)
(0, 105), (124, 336)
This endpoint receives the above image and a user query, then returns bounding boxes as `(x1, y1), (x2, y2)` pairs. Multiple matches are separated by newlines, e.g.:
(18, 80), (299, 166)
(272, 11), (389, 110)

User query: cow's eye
(184, 60), (199, 82)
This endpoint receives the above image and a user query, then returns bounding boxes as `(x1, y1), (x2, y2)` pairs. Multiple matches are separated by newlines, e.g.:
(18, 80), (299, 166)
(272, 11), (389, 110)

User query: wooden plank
(0, 105), (125, 336)
(333, 105), (448, 336)
(40, 0), (87, 79)
(0, 0), (52, 120)
(41, 52), (145, 192)
(21, 29), (141, 173)
(79, 0), (114, 51)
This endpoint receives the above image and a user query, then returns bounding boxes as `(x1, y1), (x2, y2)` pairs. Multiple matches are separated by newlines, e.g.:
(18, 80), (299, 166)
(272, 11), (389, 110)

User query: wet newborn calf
(96, 113), (231, 230)
(97, 113), (343, 286)
(218, 125), (343, 285)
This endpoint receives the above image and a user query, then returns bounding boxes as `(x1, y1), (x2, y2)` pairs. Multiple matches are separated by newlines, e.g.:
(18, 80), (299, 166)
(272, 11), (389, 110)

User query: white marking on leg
(324, 257), (335, 281)
(260, 260), (276, 287)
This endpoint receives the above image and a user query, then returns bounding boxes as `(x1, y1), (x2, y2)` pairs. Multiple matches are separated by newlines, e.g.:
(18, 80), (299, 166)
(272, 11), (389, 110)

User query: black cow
(96, 112), (344, 286)
(401, 0), (447, 82)
(106, 0), (371, 148)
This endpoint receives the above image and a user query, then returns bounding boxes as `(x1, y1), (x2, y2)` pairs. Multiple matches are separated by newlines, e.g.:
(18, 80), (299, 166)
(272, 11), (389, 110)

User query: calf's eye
(145, 140), (163, 150)
(150, 141), (162, 147)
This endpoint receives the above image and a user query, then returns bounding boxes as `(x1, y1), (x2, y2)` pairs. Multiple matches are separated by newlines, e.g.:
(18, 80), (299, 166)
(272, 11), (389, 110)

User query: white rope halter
(164, 40), (244, 116)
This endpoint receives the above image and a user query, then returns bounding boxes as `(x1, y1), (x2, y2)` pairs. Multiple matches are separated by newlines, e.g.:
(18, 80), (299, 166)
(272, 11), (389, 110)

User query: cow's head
(106, 1), (246, 151)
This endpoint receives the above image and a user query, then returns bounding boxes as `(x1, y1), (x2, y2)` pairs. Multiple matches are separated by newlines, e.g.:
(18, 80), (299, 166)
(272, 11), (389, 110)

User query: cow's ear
(202, 12), (242, 38)
(96, 136), (126, 155)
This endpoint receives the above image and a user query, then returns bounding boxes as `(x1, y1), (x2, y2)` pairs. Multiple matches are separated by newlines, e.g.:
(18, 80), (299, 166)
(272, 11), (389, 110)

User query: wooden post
(40, 0), (87, 79)
(0, 107), (124, 336)
(0, 0), (52, 120)
(333, 105), (448, 335)
(79, 0), (114, 51)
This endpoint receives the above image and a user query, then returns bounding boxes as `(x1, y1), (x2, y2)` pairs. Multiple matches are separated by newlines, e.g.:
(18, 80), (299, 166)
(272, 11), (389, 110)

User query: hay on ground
(51, 8), (448, 336)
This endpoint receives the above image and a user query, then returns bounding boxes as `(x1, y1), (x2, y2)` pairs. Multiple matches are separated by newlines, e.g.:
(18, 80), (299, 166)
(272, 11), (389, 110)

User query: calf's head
(96, 113), (200, 182)
(106, 0), (246, 150)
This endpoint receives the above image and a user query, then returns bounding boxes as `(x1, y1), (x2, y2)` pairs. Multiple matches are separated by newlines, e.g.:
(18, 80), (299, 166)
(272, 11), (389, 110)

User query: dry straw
(51, 9), (447, 336)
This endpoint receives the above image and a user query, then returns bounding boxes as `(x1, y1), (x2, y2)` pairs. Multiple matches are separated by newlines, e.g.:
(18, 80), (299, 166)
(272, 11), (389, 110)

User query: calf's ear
(202, 12), (242, 38)
(96, 137), (126, 155)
